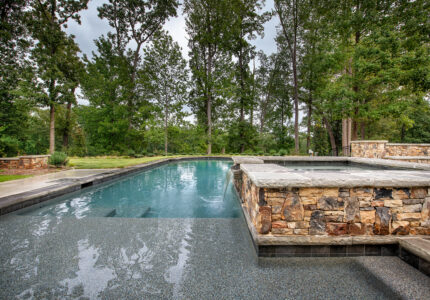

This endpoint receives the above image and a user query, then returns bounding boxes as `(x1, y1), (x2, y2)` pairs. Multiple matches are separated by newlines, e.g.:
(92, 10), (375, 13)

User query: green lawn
(0, 174), (32, 182)
(68, 155), (233, 169)
(68, 156), (177, 169)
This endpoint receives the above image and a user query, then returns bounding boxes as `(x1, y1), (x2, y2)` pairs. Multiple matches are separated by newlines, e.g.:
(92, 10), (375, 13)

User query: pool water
(20, 160), (240, 218)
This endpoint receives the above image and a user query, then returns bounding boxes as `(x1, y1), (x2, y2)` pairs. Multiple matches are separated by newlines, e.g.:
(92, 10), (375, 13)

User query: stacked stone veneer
(238, 173), (430, 237)
(351, 140), (430, 162)
(0, 155), (50, 169)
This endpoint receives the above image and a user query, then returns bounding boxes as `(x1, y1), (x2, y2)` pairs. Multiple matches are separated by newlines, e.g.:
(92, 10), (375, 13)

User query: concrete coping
(350, 140), (388, 143)
(0, 157), (19, 161)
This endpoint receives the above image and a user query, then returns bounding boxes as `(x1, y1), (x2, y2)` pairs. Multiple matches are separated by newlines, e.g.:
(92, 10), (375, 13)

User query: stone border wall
(386, 143), (430, 156)
(0, 155), (50, 169)
(237, 171), (430, 237)
(351, 141), (430, 162)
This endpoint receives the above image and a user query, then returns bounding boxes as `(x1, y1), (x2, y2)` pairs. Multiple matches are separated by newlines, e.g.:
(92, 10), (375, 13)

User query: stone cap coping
(348, 157), (430, 170)
(386, 143), (430, 146)
(240, 163), (430, 188)
(257, 235), (399, 246)
(387, 156), (430, 160)
(232, 156), (264, 165)
(398, 238), (430, 263)
(350, 140), (388, 143)
(0, 155), (50, 160)
(262, 156), (348, 162)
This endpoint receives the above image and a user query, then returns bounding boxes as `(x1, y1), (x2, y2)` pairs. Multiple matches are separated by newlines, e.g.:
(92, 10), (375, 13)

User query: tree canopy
(0, 0), (429, 157)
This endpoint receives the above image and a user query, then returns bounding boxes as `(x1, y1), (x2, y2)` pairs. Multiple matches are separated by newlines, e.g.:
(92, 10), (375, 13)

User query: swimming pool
(2, 158), (430, 298)
(19, 160), (240, 219)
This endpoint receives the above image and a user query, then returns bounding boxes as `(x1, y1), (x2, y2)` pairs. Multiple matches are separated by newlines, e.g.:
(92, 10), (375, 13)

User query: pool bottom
(1, 213), (429, 299)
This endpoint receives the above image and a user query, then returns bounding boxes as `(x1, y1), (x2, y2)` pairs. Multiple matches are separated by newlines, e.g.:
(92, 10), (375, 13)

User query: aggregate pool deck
(1, 213), (430, 299)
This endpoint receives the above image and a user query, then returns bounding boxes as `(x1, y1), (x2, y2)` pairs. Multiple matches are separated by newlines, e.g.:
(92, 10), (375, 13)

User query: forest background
(1, 0), (429, 158)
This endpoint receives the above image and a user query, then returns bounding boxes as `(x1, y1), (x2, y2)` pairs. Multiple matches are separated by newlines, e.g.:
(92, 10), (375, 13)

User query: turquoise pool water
(21, 160), (240, 218)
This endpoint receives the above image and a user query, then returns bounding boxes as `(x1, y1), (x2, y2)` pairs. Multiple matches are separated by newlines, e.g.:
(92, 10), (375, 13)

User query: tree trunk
(323, 117), (337, 156)
(306, 95), (312, 152)
(49, 103), (55, 154)
(207, 46), (212, 155)
(239, 48), (245, 153)
(62, 101), (72, 149)
(164, 106), (168, 156)
(360, 121), (365, 139)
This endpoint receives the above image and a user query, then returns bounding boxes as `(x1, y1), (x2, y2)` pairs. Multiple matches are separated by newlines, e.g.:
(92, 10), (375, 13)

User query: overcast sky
(65, 0), (279, 120)
(65, 0), (278, 60)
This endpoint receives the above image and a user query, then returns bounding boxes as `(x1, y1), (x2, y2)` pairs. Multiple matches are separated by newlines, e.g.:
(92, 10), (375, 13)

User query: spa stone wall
(238, 172), (430, 236)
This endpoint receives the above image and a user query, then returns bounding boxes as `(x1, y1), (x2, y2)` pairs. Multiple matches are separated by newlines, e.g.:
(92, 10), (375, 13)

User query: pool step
(112, 206), (151, 218)
(87, 207), (117, 217)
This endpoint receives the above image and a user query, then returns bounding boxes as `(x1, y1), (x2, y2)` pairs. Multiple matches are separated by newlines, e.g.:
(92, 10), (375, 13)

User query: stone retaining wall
(351, 141), (430, 162)
(386, 143), (430, 156)
(350, 140), (388, 158)
(237, 172), (430, 237)
(0, 155), (50, 169)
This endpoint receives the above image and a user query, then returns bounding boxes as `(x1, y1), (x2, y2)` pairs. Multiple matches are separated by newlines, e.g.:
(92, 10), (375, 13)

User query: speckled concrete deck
(1, 213), (429, 299)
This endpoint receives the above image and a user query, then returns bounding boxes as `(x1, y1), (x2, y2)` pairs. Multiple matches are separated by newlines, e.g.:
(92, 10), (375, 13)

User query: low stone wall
(237, 172), (430, 237)
(0, 155), (50, 169)
(386, 143), (430, 156)
(350, 140), (388, 158)
(350, 140), (430, 160)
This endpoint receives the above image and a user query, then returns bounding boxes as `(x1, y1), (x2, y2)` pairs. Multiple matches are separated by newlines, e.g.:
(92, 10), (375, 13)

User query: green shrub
(269, 149), (277, 156)
(126, 149), (136, 158)
(278, 149), (288, 156)
(49, 151), (68, 167)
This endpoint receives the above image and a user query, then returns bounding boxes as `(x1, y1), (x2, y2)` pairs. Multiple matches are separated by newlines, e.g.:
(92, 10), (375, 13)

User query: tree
(274, 0), (305, 154)
(28, 0), (88, 153)
(228, 0), (269, 152)
(98, 0), (178, 131)
(143, 31), (189, 155)
(0, 0), (32, 156)
(185, 0), (234, 154)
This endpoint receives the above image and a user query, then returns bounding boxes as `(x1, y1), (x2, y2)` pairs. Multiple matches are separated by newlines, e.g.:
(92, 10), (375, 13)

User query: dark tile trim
(257, 244), (429, 277)
(257, 244), (398, 258)
(399, 247), (430, 276)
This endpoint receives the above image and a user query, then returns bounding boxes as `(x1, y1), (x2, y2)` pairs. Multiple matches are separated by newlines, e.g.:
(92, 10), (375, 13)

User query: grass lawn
(68, 155), (233, 169)
(0, 174), (32, 182)
(68, 156), (179, 169)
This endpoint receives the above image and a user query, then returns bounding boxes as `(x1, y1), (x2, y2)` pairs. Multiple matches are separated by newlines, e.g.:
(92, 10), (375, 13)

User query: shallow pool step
(86, 207), (117, 217)
(113, 206), (151, 218)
